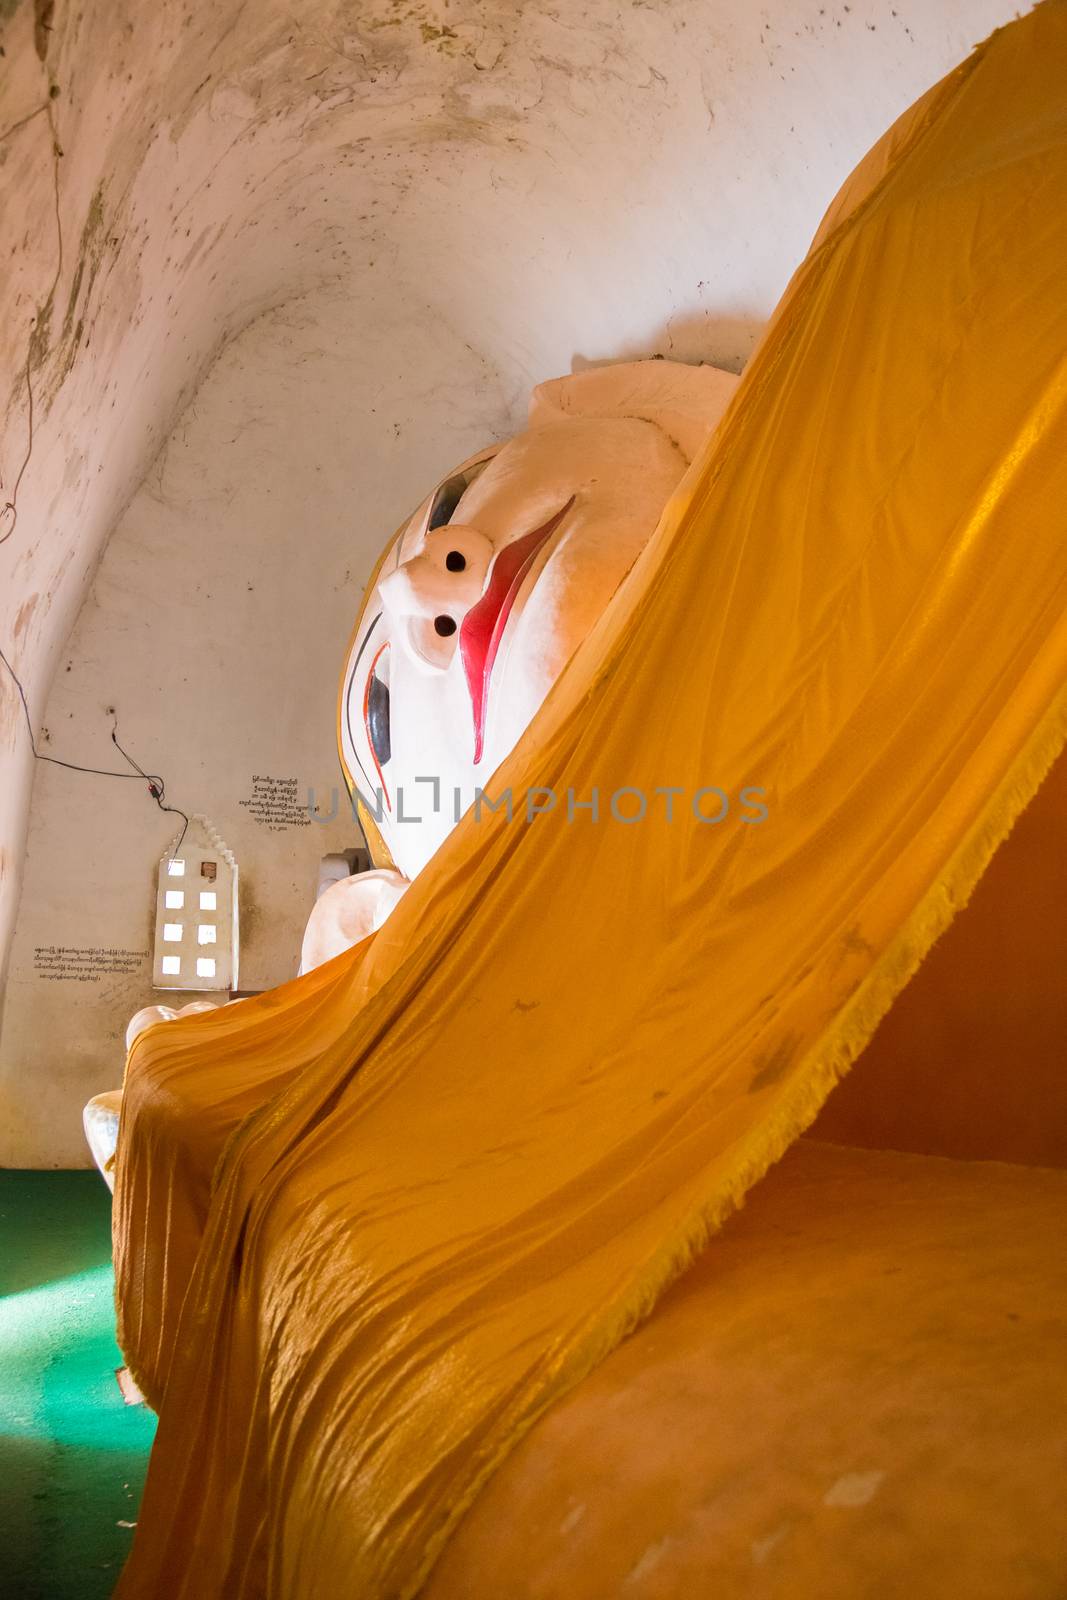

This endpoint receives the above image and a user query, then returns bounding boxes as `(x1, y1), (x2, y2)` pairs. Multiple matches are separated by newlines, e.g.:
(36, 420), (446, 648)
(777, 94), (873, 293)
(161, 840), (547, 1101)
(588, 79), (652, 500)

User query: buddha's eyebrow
(427, 474), (468, 533)
(397, 450), (500, 568)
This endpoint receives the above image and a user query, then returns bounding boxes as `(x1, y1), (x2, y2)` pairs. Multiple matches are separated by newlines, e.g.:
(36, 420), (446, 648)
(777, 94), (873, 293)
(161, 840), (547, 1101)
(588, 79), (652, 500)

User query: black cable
(2, 90), (189, 853)
(0, 102), (49, 147)
(0, 348), (34, 548)
(0, 643), (189, 852)
(1, 99), (61, 549)
(111, 724), (189, 855)
(1, 92), (189, 854)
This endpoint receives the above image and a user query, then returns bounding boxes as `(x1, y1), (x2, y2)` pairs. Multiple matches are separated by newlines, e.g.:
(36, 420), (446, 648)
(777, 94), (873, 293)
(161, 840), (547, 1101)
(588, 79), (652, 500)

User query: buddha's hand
(300, 867), (410, 974)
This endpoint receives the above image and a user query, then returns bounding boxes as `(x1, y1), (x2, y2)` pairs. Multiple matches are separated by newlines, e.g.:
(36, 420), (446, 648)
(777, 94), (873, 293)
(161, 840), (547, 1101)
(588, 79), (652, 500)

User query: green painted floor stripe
(0, 1171), (156, 1599)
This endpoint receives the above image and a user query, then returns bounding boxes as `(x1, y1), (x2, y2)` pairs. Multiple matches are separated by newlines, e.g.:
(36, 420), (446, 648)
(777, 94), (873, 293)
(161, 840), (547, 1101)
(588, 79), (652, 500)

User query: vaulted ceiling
(0, 0), (1016, 1003)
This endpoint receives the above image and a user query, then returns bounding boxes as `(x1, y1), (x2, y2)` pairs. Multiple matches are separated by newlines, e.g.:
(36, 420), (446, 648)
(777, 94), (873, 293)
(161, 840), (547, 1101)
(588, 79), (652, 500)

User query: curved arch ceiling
(0, 0), (1015, 1161)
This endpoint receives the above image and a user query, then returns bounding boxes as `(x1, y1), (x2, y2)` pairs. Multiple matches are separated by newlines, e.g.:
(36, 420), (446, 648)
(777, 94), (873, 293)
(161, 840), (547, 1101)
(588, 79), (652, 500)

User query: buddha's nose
(378, 525), (494, 669)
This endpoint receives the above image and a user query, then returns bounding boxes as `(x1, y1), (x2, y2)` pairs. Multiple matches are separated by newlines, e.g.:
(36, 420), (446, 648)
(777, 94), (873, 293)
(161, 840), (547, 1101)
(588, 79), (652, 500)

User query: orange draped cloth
(114, 7), (1067, 1595)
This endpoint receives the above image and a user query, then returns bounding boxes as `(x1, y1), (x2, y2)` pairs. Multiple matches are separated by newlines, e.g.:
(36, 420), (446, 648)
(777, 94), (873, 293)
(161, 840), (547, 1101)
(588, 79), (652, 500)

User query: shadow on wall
(573, 313), (767, 377)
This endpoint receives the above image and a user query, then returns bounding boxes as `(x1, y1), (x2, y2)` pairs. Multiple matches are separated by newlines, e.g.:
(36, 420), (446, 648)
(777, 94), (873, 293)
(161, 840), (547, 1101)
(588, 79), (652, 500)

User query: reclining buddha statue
(95, 16), (1067, 1592)
(83, 357), (739, 1185)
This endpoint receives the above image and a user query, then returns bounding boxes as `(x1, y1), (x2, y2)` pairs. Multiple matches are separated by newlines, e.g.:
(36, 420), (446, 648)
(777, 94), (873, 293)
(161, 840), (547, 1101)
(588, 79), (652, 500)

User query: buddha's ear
(527, 359), (740, 463)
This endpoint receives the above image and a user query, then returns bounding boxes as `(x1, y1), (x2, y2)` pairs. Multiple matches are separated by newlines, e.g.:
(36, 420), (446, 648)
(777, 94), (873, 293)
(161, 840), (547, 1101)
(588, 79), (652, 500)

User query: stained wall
(0, 0), (1017, 1164)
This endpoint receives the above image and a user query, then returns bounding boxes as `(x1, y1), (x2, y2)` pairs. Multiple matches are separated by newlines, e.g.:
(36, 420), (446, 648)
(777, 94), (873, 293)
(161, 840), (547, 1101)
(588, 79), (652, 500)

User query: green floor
(0, 1170), (156, 1599)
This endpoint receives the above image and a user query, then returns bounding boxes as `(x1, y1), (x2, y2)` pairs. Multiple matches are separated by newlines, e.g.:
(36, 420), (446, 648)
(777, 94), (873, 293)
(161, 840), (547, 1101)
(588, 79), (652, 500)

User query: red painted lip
(460, 497), (575, 765)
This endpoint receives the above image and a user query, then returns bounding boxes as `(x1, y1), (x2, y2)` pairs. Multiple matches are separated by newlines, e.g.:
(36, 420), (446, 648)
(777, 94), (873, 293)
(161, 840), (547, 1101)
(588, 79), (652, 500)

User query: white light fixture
(153, 815), (238, 992)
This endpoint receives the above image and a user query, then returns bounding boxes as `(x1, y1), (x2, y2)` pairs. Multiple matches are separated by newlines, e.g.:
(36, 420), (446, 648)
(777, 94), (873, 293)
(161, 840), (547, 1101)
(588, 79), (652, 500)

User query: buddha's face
(339, 360), (738, 881)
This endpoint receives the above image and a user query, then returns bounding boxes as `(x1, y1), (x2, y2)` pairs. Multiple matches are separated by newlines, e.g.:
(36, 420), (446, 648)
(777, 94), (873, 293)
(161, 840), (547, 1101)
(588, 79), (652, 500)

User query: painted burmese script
(34, 945), (148, 983)
(239, 774), (311, 831)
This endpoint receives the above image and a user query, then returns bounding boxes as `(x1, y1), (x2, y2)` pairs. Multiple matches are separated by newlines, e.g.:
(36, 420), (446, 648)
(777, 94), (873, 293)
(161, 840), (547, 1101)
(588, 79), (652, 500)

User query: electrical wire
(1, 97), (61, 549)
(0, 347), (35, 549)
(111, 723), (190, 855)
(0, 643), (189, 855)
(1, 91), (189, 856)
(2, 86), (191, 857)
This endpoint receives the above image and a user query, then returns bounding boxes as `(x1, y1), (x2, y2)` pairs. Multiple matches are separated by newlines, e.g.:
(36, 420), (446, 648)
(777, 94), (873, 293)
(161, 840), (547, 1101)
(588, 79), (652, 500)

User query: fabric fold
(114, 7), (1067, 1595)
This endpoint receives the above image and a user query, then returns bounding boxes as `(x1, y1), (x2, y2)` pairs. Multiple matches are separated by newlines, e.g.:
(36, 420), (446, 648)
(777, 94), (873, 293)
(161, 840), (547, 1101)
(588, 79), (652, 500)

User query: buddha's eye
(445, 550), (466, 572)
(363, 645), (391, 770)
(434, 615), (457, 638)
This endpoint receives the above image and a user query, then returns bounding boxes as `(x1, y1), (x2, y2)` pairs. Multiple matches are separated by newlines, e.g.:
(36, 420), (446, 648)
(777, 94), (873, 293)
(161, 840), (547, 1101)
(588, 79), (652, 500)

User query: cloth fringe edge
(402, 670), (1067, 1600)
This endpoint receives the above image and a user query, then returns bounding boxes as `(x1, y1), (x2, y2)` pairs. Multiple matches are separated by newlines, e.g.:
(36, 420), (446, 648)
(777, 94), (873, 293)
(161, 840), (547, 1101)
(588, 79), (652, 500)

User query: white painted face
(339, 360), (739, 881)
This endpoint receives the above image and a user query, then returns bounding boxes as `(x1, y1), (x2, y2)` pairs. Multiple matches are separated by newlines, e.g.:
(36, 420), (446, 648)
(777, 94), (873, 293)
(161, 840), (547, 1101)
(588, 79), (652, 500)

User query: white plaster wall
(0, 0), (1019, 1163)
(0, 286), (521, 1164)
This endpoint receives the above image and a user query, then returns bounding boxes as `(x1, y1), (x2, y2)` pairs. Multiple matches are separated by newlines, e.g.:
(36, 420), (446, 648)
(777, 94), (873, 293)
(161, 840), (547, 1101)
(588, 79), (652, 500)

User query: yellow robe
(114, 6), (1067, 1594)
